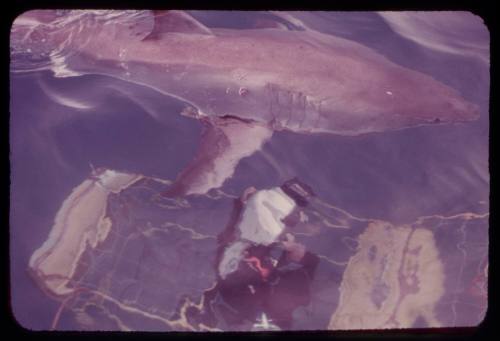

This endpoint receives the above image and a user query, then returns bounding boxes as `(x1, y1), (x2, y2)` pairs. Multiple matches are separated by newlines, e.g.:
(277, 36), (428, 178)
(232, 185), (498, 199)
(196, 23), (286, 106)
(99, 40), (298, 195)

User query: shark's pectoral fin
(162, 116), (273, 197)
(143, 10), (213, 41)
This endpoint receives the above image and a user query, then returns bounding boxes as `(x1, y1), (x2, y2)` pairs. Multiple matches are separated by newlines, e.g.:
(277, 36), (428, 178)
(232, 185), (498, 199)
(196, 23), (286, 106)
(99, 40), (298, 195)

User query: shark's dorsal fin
(143, 10), (213, 40)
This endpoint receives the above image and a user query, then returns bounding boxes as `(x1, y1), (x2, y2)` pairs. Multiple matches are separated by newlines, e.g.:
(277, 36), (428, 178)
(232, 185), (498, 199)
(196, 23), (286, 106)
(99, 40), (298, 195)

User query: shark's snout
(429, 99), (481, 125)
(450, 100), (481, 121)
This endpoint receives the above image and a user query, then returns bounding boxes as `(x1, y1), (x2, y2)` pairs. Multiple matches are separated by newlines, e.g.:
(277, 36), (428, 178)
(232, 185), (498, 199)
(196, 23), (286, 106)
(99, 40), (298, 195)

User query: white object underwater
(238, 187), (296, 245)
(218, 187), (296, 279)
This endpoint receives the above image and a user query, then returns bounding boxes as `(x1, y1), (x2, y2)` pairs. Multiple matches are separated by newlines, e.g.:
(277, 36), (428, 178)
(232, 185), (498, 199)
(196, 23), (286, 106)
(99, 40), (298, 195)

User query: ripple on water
(10, 10), (154, 74)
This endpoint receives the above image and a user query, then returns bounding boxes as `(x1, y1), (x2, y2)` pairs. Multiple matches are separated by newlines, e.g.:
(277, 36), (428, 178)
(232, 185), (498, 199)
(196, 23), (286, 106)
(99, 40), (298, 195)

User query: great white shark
(11, 10), (481, 196)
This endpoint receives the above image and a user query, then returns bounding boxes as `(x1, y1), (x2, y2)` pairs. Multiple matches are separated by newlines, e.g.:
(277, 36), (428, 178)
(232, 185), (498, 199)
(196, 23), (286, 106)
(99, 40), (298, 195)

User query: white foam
(50, 52), (82, 78)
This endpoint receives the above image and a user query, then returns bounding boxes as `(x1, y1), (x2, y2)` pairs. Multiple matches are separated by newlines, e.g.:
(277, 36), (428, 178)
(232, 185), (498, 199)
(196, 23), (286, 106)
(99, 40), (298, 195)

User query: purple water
(10, 10), (489, 331)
